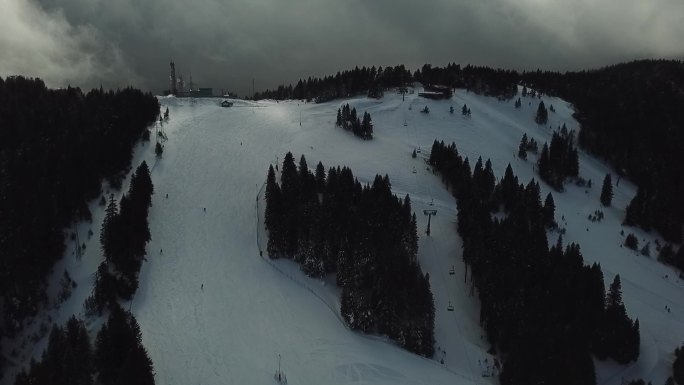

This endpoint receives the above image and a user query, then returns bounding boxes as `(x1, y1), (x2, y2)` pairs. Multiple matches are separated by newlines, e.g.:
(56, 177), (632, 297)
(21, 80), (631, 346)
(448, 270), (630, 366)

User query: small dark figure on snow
(166, 193), (168, 198)
(204, 207), (206, 212)
(160, 248), (163, 254)
(201, 284), (204, 291)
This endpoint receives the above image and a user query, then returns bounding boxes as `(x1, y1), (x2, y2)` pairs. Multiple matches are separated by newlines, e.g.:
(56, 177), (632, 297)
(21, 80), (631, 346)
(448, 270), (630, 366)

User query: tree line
(14, 303), (154, 385)
(335, 104), (373, 140)
(85, 161), (154, 315)
(254, 63), (520, 102)
(0, 76), (159, 347)
(264, 153), (434, 357)
(253, 65), (412, 102)
(429, 140), (639, 385)
(522, 60), (684, 246)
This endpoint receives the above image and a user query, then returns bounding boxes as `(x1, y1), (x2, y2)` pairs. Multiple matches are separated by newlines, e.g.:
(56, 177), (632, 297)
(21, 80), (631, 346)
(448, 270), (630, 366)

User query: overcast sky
(1, 0), (683, 96)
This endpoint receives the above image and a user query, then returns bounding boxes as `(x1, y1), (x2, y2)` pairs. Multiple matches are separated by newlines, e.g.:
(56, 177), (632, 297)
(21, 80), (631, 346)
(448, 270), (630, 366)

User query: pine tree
(607, 275), (623, 310)
(100, 196), (120, 263)
(64, 316), (94, 385)
(361, 111), (373, 139)
(674, 343), (684, 385)
(264, 165), (280, 231)
(568, 147), (579, 177)
(518, 134), (528, 160)
(630, 319), (640, 362)
(280, 152), (300, 257)
(625, 233), (638, 250)
(601, 173), (613, 206)
(116, 344), (155, 385)
(155, 142), (163, 158)
(538, 143), (551, 183)
(336, 108), (342, 127)
(265, 165), (283, 257)
(95, 304), (152, 385)
(535, 101), (548, 125)
(625, 190), (641, 226)
(543, 192), (555, 228)
(314, 161), (326, 192)
(528, 137), (538, 153)
(462, 104), (469, 116)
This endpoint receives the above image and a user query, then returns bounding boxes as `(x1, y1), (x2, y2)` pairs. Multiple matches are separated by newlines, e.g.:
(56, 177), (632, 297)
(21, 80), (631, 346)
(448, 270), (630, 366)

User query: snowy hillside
(7, 87), (684, 385)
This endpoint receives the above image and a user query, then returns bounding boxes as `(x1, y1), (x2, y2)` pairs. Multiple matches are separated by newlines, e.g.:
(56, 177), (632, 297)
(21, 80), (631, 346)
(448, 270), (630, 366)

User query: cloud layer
(2, 0), (683, 95)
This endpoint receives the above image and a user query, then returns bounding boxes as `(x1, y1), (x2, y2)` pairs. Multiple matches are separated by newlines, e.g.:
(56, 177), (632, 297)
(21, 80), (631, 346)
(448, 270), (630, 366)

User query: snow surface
(4, 87), (684, 385)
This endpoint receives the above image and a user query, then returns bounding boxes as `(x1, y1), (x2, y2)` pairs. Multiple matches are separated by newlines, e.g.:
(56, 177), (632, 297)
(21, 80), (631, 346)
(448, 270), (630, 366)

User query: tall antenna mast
(170, 61), (177, 95)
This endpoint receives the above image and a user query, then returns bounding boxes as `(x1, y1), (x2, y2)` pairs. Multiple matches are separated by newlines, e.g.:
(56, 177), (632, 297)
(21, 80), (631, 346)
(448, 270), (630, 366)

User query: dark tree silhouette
(0, 77), (159, 334)
(601, 174), (613, 206)
(535, 101), (548, 125)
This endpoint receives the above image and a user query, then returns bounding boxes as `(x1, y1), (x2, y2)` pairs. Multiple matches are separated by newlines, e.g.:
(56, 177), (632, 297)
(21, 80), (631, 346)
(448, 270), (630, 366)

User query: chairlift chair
(449, 266), (455, 275)
(447, 301), (454, 311)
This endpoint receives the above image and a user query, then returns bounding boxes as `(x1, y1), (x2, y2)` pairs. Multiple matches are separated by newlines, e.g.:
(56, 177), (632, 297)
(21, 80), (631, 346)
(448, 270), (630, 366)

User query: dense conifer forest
(429, 140), (640, 385)
(85, 161), (155, 315)
(14, 304), (155, 385)
(12, 162), (155, 385)
(522, 60), (684, 247)
(0, 76), (159, 339)
(254, 63), (519, 102)
(335, 104), (373, 140)
(536, 125), (580, 191)
(264, 153), (435, 357)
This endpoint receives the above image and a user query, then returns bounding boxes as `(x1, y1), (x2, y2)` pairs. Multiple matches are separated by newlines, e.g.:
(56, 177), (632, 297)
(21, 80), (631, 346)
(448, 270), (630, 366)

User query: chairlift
(447, 301), (454, 312)
(449, 266), (455, 275)
(412, 167), (417, 174)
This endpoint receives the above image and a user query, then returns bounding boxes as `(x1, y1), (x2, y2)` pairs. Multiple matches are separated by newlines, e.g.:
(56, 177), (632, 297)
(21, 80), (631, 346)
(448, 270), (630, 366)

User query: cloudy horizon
(1, 0), (683, 96)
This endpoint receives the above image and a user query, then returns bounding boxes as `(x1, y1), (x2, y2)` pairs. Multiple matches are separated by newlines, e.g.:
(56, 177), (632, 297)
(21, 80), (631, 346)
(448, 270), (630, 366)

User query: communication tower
(170, 61), (177, 95)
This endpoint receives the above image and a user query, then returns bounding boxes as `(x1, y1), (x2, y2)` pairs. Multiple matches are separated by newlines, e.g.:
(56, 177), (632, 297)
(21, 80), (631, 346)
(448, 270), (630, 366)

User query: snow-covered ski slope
(8, 87), (684, 385)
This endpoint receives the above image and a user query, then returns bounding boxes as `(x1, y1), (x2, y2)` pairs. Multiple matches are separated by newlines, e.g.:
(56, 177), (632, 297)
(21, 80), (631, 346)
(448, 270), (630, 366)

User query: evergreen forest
(0, 76), (159, 337)
(264, 153), (435, 357)
(429, 140), (640, 385)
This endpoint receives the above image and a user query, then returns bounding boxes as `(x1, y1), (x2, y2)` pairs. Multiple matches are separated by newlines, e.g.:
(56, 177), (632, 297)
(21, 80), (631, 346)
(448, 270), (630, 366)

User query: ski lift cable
(427, 238), (479, 382)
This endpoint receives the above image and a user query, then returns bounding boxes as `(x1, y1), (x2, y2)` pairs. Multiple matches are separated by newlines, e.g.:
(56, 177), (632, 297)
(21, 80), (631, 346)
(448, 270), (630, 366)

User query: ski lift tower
(274, 354), (287, 384)
(423, 209), (437, 236)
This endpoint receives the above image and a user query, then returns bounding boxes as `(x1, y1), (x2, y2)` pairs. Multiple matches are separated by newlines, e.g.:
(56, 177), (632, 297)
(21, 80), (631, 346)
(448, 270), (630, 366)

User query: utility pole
(424, 209), (437, 236)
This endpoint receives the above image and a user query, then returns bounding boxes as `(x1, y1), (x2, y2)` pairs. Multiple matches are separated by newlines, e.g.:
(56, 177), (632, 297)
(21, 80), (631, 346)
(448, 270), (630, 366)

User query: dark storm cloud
(2, 0), (683, 95)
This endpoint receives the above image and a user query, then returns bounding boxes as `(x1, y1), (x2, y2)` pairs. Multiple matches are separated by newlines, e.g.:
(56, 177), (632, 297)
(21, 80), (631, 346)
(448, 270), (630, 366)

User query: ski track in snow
(3, 89), (684, 385)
